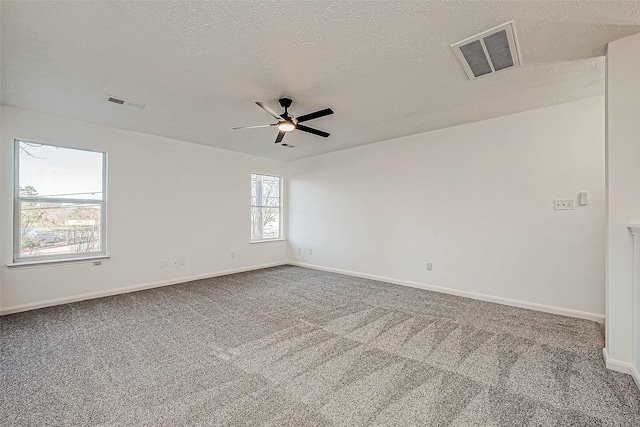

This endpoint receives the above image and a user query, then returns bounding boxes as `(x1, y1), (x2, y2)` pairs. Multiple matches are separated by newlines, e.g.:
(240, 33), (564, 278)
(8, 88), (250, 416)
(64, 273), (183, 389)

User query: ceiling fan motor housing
(279, 98), (293, 110)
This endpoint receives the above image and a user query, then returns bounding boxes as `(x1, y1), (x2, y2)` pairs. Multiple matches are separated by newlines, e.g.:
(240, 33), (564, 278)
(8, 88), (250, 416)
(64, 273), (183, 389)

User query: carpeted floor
(2, 265), (639, 426)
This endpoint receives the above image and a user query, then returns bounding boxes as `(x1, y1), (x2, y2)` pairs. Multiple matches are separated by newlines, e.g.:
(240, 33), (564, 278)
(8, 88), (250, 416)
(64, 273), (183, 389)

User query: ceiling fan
(233, 98), (333, 147)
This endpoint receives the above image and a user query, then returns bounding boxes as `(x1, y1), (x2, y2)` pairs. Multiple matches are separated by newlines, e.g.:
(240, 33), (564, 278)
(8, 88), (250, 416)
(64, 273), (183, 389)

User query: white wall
(605, 32), (640, 376)
(288, 96), (605, 320)
(0, 105), (287, 313)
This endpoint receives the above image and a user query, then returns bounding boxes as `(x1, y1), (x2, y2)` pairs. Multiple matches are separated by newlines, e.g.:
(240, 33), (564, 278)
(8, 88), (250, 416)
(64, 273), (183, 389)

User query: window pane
(251, 174), (280, 207)
(250, 173), (281, 240)
(251, 207), (280, 240)
(18, 141), (103, 200)
(19, 201), (102, 258)
(251, 174), (258, 206)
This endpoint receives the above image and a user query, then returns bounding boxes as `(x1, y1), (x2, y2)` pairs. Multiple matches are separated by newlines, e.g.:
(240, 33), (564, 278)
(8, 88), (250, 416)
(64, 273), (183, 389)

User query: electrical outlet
(427, 263), (433, 271)
(554, 200), (574, 210)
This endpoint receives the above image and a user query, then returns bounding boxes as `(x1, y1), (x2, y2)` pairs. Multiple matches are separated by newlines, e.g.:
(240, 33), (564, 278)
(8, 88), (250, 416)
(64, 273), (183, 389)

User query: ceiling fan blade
(256, 101), (284, 121)
(232, 123), (277, 130)
(296, 124), (330, 138)
(295, 108), (334, 123)
(275, 131), (286, 144)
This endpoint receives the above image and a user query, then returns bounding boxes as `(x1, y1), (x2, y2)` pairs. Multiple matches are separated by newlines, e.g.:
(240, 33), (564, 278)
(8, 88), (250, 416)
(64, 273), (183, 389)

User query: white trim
(629, 224), (640, 391)
(603, 347), (635, 375)
(288, 261), (605, 323)
(0, 261), (287, 316)
(632, 365), (640, 391)
(250, 238), (286, 244)
(7, 255), (111, 269)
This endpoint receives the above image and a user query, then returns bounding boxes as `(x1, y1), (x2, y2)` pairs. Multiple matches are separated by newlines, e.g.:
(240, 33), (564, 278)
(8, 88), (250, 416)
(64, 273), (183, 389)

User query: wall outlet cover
(554, 200), (574, 210)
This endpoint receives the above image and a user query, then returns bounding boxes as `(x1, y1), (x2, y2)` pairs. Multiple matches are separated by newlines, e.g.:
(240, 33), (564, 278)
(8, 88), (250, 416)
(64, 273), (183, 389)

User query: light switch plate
(578, 191), (588, 205)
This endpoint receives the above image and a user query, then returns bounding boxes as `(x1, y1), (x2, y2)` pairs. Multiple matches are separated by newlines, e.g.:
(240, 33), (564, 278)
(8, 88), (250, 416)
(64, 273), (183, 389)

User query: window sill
(250, 238), (286, 244)
(7, 255), (111, 270)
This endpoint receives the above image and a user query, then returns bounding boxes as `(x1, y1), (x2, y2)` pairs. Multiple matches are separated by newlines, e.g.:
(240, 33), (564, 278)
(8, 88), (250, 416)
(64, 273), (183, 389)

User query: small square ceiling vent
(451, 21), (521, 80)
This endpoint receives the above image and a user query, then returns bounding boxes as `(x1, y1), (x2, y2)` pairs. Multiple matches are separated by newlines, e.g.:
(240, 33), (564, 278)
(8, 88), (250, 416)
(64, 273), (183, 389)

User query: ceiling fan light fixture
(234, 99), (333, 146)
(278, 122), (295, 132)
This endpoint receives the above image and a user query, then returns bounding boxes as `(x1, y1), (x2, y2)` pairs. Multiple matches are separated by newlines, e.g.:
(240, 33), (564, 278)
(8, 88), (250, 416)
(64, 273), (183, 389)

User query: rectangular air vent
(451, 21), (521, 80)
(105, 94), (145, 110)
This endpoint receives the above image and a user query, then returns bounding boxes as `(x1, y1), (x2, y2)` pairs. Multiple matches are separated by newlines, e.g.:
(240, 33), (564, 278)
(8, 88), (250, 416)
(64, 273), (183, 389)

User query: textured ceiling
(1, 1), (639, 161)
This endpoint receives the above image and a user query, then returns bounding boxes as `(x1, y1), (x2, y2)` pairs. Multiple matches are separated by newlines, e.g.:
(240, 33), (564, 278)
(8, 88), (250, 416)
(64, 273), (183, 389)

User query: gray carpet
(2, 265), (639, 426)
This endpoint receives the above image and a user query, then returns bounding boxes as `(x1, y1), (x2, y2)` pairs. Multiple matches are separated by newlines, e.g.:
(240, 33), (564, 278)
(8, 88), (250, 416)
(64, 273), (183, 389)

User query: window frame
(13, 139), (108, 264)
(250, 173), (283, 243)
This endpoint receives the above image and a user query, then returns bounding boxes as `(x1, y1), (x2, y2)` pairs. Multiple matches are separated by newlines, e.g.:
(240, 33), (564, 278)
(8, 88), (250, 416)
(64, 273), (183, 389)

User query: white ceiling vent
(451, 21), (522, 80)
(105, 94), (145, 110)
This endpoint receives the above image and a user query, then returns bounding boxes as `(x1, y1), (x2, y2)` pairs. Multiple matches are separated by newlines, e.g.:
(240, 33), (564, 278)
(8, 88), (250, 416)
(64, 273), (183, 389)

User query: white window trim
(7, 255), (111, 269)
(250, 238), (285, 244)
(13, 139), (108, 264)
(250, 173), (283, 242)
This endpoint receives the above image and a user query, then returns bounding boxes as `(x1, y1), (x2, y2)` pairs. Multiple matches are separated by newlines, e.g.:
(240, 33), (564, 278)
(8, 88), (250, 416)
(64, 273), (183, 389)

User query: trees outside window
(251, 174), (281, 241)
(14, 140), (106, 262)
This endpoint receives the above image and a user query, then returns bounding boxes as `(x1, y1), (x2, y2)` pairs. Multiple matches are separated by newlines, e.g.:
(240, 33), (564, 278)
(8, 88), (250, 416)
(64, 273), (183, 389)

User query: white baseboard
(4, 260), (606, 324)
(602, 348), (636, 376)
(0, 261), (287, 316)
(288, 262), (605, 323)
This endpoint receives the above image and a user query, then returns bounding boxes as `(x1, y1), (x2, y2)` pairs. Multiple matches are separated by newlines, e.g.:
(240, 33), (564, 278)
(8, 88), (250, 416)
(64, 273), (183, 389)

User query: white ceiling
(1, 1), (639, 161)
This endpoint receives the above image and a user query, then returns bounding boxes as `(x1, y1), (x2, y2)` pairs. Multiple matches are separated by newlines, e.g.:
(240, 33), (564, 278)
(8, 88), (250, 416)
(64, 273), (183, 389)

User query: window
(14, 140), (107, 263)
(251, 173), (281, 241)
